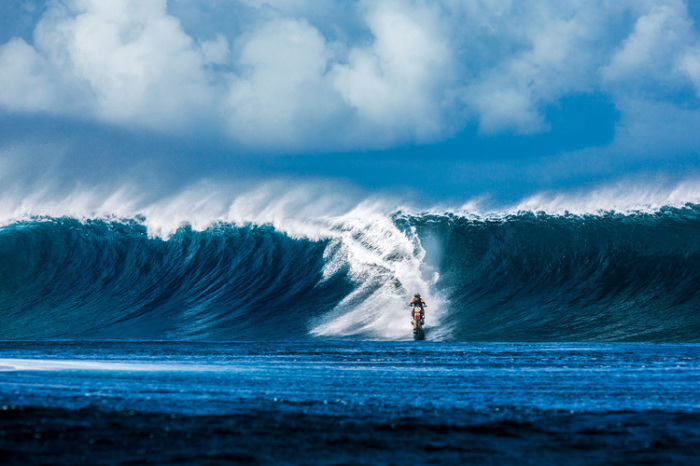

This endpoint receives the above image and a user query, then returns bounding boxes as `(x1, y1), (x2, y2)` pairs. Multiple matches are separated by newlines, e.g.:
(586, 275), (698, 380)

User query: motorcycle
(412, 305), (425, 339)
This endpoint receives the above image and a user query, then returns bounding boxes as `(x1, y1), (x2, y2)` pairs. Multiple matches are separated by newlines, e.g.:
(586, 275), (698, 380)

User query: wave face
(0, 219), (352, 340)
(399, 205), (700, 342)
(2, 204), (700, 342)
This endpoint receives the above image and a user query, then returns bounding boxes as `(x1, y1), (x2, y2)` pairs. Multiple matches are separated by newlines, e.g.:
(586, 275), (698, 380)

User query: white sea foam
(0, 358), (227, 373)
(506, 181), (700, 216)
(3, 177), (700, 230)
(308, 201), (446, 339)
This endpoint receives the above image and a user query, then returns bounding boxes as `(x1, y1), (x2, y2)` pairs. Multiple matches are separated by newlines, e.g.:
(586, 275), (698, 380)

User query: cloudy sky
(1, 0), (700, 204)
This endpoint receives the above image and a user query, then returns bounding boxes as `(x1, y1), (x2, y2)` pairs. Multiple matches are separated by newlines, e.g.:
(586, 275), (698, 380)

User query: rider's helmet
(414, 293), (421, 298)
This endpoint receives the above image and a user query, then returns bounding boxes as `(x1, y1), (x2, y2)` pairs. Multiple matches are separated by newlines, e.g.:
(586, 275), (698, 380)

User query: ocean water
(2, 340), (700, 464)
(2, 204), (700, 463)
(2, 205), (700, 342)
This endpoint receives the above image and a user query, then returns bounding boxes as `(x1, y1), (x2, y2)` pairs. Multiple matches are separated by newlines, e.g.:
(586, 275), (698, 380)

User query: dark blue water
(2, 340), (700, 464)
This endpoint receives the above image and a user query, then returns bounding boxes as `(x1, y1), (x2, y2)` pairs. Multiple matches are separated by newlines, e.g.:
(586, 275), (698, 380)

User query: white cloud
(679, 47), (700, 96)
(459, 2), (614, 134)
(238, 0), (313, 13)
(0, 0), (699, 156)
(46, 0), (216, 127)
(0, 0), (219, 130)
(603, 2), (693, 85)
(199, 34), (229, 65)
(226, 18), (340, 148)
(332, 1), (451, 142)
(0, 37), (82, 113)
(609, 97), (700, 155)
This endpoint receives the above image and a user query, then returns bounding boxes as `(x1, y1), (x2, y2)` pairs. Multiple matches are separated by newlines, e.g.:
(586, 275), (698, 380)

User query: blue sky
(1, 0), (700, 205)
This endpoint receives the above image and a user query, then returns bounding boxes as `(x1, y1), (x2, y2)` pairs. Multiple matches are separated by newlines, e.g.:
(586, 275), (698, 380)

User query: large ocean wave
(2, 192), (700, 342)
(400, 206), (700, 342)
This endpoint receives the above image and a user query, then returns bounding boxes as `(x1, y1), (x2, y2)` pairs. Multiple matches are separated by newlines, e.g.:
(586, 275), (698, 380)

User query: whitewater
(2, 181), (700, 342)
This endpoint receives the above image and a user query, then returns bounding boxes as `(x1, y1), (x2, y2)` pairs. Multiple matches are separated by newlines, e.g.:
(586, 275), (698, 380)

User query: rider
(409, 293), (426, 326)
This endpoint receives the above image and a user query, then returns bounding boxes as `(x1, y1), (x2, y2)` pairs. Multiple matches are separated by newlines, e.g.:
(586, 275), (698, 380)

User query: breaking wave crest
(2, 199), (700, 342)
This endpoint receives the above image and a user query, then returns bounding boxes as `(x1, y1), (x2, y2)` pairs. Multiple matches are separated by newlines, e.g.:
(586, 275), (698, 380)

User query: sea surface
(3, 206), (700, 463)
(2, 340), (700, 464)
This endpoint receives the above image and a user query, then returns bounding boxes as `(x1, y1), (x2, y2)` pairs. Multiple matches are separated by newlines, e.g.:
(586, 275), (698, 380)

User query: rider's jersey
(410, 298), (426, 308)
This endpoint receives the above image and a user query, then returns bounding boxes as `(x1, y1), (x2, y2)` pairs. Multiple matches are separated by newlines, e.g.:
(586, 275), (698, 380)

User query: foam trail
(0, 359), (230, 373)
(309, 202), (445, 339)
